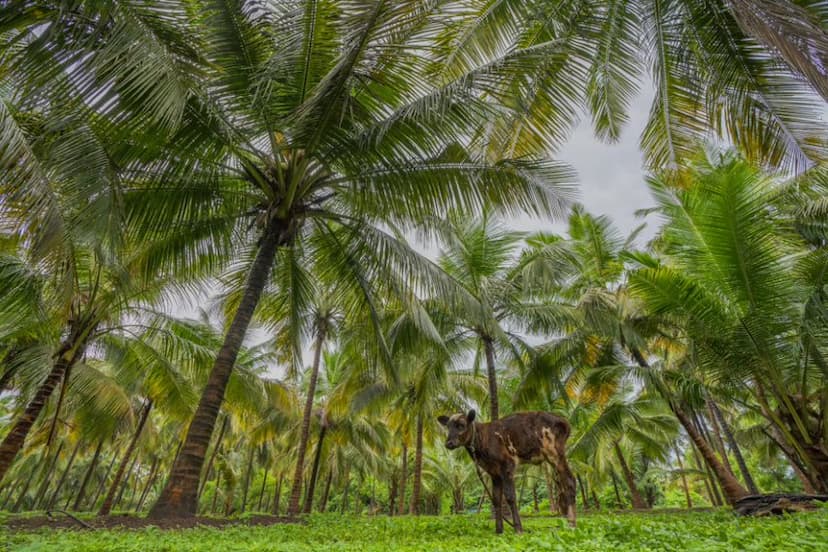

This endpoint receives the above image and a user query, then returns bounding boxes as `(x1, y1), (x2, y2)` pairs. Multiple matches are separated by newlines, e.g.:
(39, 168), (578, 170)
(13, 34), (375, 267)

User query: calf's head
(437, 409), (476, 450)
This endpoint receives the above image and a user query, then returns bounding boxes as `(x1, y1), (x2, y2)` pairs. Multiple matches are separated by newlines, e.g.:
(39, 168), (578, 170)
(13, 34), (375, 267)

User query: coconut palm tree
(629, 153), (828, 492)
(434, 214), (574, 420)
(435, 0), (828, 171)
(108, 3), (571, 518)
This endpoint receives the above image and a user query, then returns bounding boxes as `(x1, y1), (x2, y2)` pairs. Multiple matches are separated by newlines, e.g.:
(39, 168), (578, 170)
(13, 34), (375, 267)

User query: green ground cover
(4, 509), (828, 552)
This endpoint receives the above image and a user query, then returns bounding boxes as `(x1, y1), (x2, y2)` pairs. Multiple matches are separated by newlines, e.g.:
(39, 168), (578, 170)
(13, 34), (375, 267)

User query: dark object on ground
(438, 410), (577, 534)
(46, 510), (93, 529)
(6, 514), (300, 531)
(733, 494), (828, 516)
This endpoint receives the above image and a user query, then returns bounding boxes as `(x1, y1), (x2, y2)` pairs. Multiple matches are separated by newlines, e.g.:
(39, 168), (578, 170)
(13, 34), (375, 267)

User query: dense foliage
(5, 510), (828, 551)
(0, 0), (826, 539)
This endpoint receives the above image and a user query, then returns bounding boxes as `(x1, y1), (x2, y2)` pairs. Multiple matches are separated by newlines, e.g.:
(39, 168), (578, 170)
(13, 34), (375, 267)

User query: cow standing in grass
(438, 410), (576, 534)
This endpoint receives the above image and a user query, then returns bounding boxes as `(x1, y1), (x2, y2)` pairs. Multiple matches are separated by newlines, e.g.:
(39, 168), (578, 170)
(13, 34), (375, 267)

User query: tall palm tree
(629, 153), (828, 492)
(3, 1), (575, 517)
(436, 214), (571, 420)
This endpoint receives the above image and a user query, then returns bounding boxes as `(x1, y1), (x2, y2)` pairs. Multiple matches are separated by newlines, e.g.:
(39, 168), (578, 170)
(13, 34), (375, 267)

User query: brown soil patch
(6, 512), (301, 532)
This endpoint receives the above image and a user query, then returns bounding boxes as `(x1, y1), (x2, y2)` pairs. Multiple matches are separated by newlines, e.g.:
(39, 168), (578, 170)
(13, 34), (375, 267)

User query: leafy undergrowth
(4, 509), (828, 551)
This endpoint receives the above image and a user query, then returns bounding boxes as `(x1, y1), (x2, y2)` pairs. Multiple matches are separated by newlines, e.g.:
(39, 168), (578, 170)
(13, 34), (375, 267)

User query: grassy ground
(3, 508), (828, 551)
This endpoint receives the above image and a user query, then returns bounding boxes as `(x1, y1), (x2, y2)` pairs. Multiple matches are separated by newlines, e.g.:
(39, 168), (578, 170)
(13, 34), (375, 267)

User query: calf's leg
(491, 476), (504, 534)
(552, 453), (576, 528)
(503, 474), (523, 533)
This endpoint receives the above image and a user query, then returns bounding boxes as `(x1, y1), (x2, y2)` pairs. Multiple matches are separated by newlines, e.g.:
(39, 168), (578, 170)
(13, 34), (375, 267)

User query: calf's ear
(467, 409), (476, 423)
(437, 415), (450, 426)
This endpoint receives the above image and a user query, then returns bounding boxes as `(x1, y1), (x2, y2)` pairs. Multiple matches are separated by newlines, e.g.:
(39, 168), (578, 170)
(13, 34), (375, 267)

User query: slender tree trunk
(532, 482), (539, 513)
(674, 407), (748, 505)
(149, 217), (286, 518)
(577, 475), (588, 509)
(12, 462), (39, 512)
(257, 464), (270, 512)
(289, 325), (327, 516)
(398, 443), (407, 515)
(33, 441), (64, 509)
(47, 438), (82, 509)
(591, 489), (601, 510)
(320, 469), (332, 513)
(113, 453), (139, 511)
(99, 399), (152, 515)
(388, 470), (397, 516)
(241, 445), (255, 512)
(90, 449), (118, 510)
(0, 340), (84, 483)
(136, 457), (160, 512)
(211, 471), (222, 514)
(674, 446), (693, 509)
(303, 423), (328, 514)
(705, 402), (735, 476)
(73, 439), (103, 511)
(198, 414), (228, 500)
(611, 471), (623, 508)
(690, 441), (719, 506)
(223, 478), (234, 516)
(272, 473), (283, 516)
(483, 337), (499, 420)
(1, 476), (20, 510)
(410, 414), (424, 515)
(614, 443), (647, 509)
(709, 400), (758, 494)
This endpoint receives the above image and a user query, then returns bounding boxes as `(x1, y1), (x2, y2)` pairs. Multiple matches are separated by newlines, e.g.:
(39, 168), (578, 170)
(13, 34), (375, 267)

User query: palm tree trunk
(483, 337), (499, 420)
(90, 449), (118, 510)
(410, 414), (424, 515)
(610, 471), (623, 508)
(674, 407), (747, 505)
(1, 476), (21, 510)
(303, 423), (327, 514)
(532, 482), (539, 513)
(320, 469), (333, 513)
(388, 470), (397, 516)
(698, 409), (735, 479)
(690, 440), (719, 506)
(272, 473), (283, 515)
(288, 325), (327, 516)
(709, 400), (758, 494)
(211, 471), (222, 514)
(576, 475), (588, 509)
(198, 414), (228, 500)
(149, 217), (286, 518)
(241, 445), (255, 512)
(33, 441), (64, 509)
(398, 442), (407, 515)
(12, 462), (39, 512)
(614, 443), (647, 509)
(0, 341), (83, 483)
(136, 457), (160, 512)
(73, 439), (103, 511)
(257, 464), (270, 512)
(99, 399), (152, 515)
(47, 438), (82, 509)
(705, 403), (735, 476)
(674, 446), (693, 509)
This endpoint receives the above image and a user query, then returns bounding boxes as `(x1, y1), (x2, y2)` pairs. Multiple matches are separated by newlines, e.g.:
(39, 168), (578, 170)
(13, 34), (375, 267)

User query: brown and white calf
(438, 409), (576, 533)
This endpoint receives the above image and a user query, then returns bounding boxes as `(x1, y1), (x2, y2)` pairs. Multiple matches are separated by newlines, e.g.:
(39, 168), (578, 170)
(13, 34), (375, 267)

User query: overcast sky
(507, 89), (656, 243)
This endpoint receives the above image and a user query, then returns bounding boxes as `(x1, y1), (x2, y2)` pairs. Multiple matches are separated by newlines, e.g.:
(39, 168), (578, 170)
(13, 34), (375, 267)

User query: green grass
(4, 509), (828, 551)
